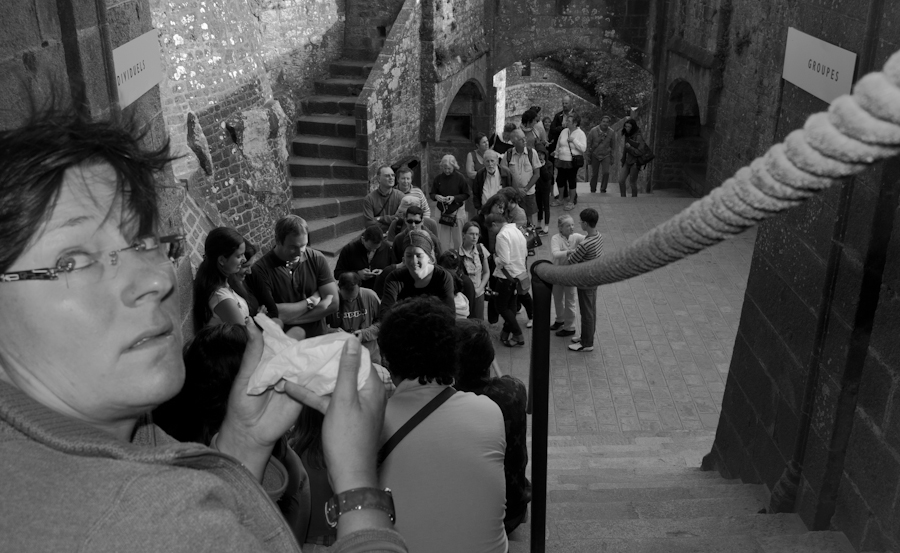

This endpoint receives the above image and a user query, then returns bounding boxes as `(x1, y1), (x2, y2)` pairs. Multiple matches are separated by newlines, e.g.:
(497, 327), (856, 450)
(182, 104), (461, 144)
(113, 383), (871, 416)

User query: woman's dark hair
(228, 239), (260, 316)
(567, 113), (582, 127)
(480, 193), (507, 217)
(521, 110), (537, 126)
(622, 118), (640, 137)
(461, 220), (481, 236)
(193, 227), (245, 333)
(0, 106), (173, 274)
(473, 131), (488, 146)
(454, 319), (494, 392)
(290, 407), (326, 469)
(378, 296), (457, 385)
(437, 251), (465, 295)
(153, 323), (250, 445)
(500, 186), (523, 205)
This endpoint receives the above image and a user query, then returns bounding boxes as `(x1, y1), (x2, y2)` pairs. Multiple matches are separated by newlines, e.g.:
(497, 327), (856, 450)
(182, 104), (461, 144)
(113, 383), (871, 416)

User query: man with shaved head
(473, 149), (512, 211)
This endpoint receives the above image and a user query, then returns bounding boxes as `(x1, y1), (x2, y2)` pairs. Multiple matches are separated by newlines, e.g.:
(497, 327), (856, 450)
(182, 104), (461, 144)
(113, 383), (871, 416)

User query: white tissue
(246, 313), (370, 396)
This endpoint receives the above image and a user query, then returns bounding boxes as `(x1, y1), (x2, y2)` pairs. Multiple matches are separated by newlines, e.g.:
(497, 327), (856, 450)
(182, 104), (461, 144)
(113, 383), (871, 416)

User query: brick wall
(699, 2), (900, 550)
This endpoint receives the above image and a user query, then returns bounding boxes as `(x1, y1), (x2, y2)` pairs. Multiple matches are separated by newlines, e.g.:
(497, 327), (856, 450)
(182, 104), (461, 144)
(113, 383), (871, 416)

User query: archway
(653, 80), (710, 196)
(429, 80), (489, 189)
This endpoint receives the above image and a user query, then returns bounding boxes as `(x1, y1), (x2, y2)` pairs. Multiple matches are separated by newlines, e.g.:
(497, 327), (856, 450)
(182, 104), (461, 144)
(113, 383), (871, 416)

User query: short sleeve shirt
(207, 286), (250, 327)
(247, 248), (335, 337)
(504, 148), (543, 194)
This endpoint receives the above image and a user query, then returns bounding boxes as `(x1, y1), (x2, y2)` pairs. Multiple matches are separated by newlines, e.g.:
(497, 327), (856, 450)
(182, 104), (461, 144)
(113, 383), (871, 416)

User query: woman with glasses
(0, 110), (404, 552)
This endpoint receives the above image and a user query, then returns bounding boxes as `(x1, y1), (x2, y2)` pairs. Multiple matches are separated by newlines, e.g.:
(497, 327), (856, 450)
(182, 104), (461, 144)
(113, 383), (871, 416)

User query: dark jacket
(472, 166), (513, 211)
(333, 237), (395, 290)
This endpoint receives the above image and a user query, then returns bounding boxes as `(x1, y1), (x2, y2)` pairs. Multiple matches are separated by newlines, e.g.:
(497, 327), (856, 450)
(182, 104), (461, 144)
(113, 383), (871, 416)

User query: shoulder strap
(477, 243), (485, 267)
(377, 387), (456, 467)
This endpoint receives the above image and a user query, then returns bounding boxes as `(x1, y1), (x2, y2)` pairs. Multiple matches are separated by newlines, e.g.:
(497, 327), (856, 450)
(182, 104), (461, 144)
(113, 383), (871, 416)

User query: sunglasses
(406, 219), (423, 225)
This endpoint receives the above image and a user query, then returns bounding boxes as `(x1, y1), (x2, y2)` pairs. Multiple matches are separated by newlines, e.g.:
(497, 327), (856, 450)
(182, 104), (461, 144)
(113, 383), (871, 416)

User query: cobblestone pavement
(492, 185), (756, 436)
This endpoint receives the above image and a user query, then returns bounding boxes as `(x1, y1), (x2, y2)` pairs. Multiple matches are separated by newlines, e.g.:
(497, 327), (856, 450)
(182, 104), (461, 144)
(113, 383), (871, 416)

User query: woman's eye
(56, 251), (98, 273)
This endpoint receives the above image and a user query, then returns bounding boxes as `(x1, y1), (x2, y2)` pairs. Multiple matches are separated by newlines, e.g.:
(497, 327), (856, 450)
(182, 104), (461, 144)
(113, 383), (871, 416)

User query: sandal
(564, 203), (574, 211)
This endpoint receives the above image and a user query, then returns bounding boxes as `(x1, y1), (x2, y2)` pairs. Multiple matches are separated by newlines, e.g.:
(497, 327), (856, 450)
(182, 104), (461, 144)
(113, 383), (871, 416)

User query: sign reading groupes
(112, 29), (164, 108)
(782, 27), (857, 104)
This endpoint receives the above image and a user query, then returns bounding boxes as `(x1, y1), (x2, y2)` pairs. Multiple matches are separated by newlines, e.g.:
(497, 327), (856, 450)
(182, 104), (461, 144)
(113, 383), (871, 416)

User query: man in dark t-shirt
(247, 215), (338, 338)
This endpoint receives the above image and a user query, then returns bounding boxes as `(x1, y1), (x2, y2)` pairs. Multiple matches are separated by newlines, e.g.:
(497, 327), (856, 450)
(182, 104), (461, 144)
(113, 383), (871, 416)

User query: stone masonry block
(843, 417), (900, 528)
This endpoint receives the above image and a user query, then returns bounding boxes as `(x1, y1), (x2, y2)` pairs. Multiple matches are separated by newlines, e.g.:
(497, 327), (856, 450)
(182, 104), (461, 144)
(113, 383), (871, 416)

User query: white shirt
(481, 170), (502, 205)
(207, 285), (250, 327)
(551, 232), (585, 266)
(493, 222), (527, 279)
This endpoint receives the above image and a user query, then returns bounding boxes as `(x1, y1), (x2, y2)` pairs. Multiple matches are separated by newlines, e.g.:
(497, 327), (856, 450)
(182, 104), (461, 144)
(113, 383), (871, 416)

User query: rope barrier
(533, 51), (900, 288)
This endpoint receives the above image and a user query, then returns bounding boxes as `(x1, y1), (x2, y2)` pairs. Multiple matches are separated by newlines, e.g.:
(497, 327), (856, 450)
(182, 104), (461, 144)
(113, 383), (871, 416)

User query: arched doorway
(654, 80), (710, 196)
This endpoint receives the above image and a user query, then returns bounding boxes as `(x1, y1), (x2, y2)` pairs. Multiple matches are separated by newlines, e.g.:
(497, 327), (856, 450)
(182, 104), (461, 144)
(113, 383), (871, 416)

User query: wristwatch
(325, 487), (395, 527)
(306, 297), (315, 310)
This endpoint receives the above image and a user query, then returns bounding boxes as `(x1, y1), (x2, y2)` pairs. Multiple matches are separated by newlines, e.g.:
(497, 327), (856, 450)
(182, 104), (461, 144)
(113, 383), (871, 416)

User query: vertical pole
(529, 260), (552, 553)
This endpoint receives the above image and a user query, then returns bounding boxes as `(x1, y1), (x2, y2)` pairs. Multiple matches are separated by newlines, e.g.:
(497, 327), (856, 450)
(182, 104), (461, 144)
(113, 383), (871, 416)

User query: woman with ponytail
(192, 227), (250, 332)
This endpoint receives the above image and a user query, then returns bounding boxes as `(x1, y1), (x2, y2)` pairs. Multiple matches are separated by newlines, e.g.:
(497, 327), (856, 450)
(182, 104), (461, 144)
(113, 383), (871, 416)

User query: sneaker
(526, 319), (533, 328)
(564, 203), (574, 211)
(570, 336), (581, 344)
(568, 343), (594, 352)
(555, 328), (575, 337)
(503, 337), (526, 347)
(538, 227), (549, 236)
(549, 321), (564, 331)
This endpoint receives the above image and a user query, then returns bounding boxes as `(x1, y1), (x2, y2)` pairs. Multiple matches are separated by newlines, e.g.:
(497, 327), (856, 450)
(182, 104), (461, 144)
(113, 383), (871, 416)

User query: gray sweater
(0, 379), (406, 553)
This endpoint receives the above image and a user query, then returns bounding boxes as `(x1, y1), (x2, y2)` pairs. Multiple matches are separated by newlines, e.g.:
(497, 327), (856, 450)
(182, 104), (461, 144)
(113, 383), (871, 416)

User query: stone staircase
(290, 59), (375, 256)
(508, 431), (857, 553)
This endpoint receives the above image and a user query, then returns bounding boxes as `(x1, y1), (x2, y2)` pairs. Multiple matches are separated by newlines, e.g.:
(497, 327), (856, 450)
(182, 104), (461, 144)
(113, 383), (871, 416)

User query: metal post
(529, 260), (552, 553)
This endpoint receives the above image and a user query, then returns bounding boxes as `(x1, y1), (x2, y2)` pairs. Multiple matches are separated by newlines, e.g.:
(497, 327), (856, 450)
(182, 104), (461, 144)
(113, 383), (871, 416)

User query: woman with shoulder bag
(553, 114), (586, 212)
(620, 118), (651, 198)
(458, 222), (491, 320)
(430, 154), (471, 250)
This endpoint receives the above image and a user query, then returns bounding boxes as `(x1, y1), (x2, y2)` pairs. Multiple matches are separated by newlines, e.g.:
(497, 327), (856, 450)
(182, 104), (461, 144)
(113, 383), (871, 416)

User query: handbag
(637, 148), (655, 166)
(522, 226), (542, 251)
(501, 266), (532, 295)
(438, 211), (457, 227)
(571, 155), (585, 168)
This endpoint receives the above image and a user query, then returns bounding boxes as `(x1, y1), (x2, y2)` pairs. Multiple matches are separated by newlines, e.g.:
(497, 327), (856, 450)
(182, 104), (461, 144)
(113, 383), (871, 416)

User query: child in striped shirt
(567, 208), (603, 352)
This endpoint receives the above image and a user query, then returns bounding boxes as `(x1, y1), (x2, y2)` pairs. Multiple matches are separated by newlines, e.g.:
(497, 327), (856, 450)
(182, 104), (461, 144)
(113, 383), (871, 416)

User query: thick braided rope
(535, 51), (900, 289)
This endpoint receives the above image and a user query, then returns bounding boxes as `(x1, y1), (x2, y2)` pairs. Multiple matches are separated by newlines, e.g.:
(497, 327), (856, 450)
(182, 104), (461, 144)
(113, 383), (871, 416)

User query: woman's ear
(217, 255), (227, 268)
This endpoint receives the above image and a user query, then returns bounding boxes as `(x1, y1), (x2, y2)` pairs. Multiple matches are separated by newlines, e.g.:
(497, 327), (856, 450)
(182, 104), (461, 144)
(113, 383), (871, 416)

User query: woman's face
(219, 242), (245, 276)
(477, 136), (489, 152)
(404, 247), (433, 280)
(463, 226), (480, 247)
(0, 163), (183, 432)
(490, 201), (506, 216)
(624, 122), (633, 132)
(441, 163), (454, 176)
(567, 116), (577, 130)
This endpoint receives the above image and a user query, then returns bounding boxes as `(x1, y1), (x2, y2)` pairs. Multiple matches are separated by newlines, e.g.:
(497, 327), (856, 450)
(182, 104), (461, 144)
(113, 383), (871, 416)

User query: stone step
(301, 95), (359, 117)
(329, 59), (374, 78)
(550, 513), (807, 541)
(548, 483), (768, 505)
(546, 441), (714, 458)
(291, 136), (356, 160)
(546, 452), (706, 471)
(547, 495), (765, 521)
(314, 77), (367, 97)
(306, 213), (365, 245)
(512, 535), (764, 553)
(541, 431), (716, 447)
(296, 115), (356, 139)
(290, 177), (368, 199)
(755, 531), (856, 553)
(290, 197), (365, 221)
(288, 157), (367, 180)
(550, 470), (742, 489)
(312, 232), (359, 258)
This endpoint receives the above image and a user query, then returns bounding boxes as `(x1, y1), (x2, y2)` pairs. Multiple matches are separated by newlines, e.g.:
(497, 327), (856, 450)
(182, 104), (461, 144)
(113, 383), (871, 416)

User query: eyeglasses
(0, 234), (185, 288)
(406, 219), (423, 225)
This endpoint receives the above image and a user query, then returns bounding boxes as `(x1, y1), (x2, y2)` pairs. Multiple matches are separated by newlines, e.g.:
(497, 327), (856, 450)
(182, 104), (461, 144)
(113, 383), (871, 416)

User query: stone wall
(357, 0), (424, 185)
(504, 83), (604, 134)
(433, 0), (486, 70)
(699, 2), (900, 550)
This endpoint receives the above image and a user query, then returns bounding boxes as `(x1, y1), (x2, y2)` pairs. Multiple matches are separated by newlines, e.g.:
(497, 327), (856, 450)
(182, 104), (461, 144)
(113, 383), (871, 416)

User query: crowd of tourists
(0, 96), (642, 551)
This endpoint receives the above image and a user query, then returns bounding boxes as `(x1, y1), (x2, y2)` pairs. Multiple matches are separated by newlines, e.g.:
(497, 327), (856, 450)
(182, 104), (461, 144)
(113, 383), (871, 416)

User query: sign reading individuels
(112, 29), (164, 108)
(782, 27), (857, 104)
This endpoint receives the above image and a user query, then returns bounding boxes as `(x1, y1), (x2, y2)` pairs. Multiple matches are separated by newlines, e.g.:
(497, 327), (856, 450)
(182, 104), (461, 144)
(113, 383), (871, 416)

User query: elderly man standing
(473, 150), (512, 211)
(549, 214), (584, 337)
(363, 165), (404, 232)
(586, 115), (616, 193)
(501, 129), (542, 228)
(247, 215), (339, 338)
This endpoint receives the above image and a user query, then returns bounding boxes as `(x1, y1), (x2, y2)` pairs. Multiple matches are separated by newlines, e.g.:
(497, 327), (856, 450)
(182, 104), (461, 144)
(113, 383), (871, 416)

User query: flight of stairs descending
(508, 431), (857, 553)
(290, 59), (375, 256)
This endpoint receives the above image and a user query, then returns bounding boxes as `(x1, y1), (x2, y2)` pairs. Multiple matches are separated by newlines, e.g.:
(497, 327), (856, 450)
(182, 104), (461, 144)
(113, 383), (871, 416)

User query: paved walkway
(492, 185), (756, 436)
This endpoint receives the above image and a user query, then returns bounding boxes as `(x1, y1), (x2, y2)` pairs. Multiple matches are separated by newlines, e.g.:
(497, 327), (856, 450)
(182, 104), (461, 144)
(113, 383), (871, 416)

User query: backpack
(506, 147), (535, 170)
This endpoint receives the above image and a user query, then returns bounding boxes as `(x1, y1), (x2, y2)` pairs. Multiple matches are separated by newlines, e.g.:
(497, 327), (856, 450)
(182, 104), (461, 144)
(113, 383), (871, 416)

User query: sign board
(782, 27), (857, 104)
(112, 29), (163, 108)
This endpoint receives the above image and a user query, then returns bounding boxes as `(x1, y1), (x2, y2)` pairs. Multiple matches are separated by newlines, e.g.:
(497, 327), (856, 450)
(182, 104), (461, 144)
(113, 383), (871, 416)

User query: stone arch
(434, 77), (489, 142)
(653, 78), (711, 196)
